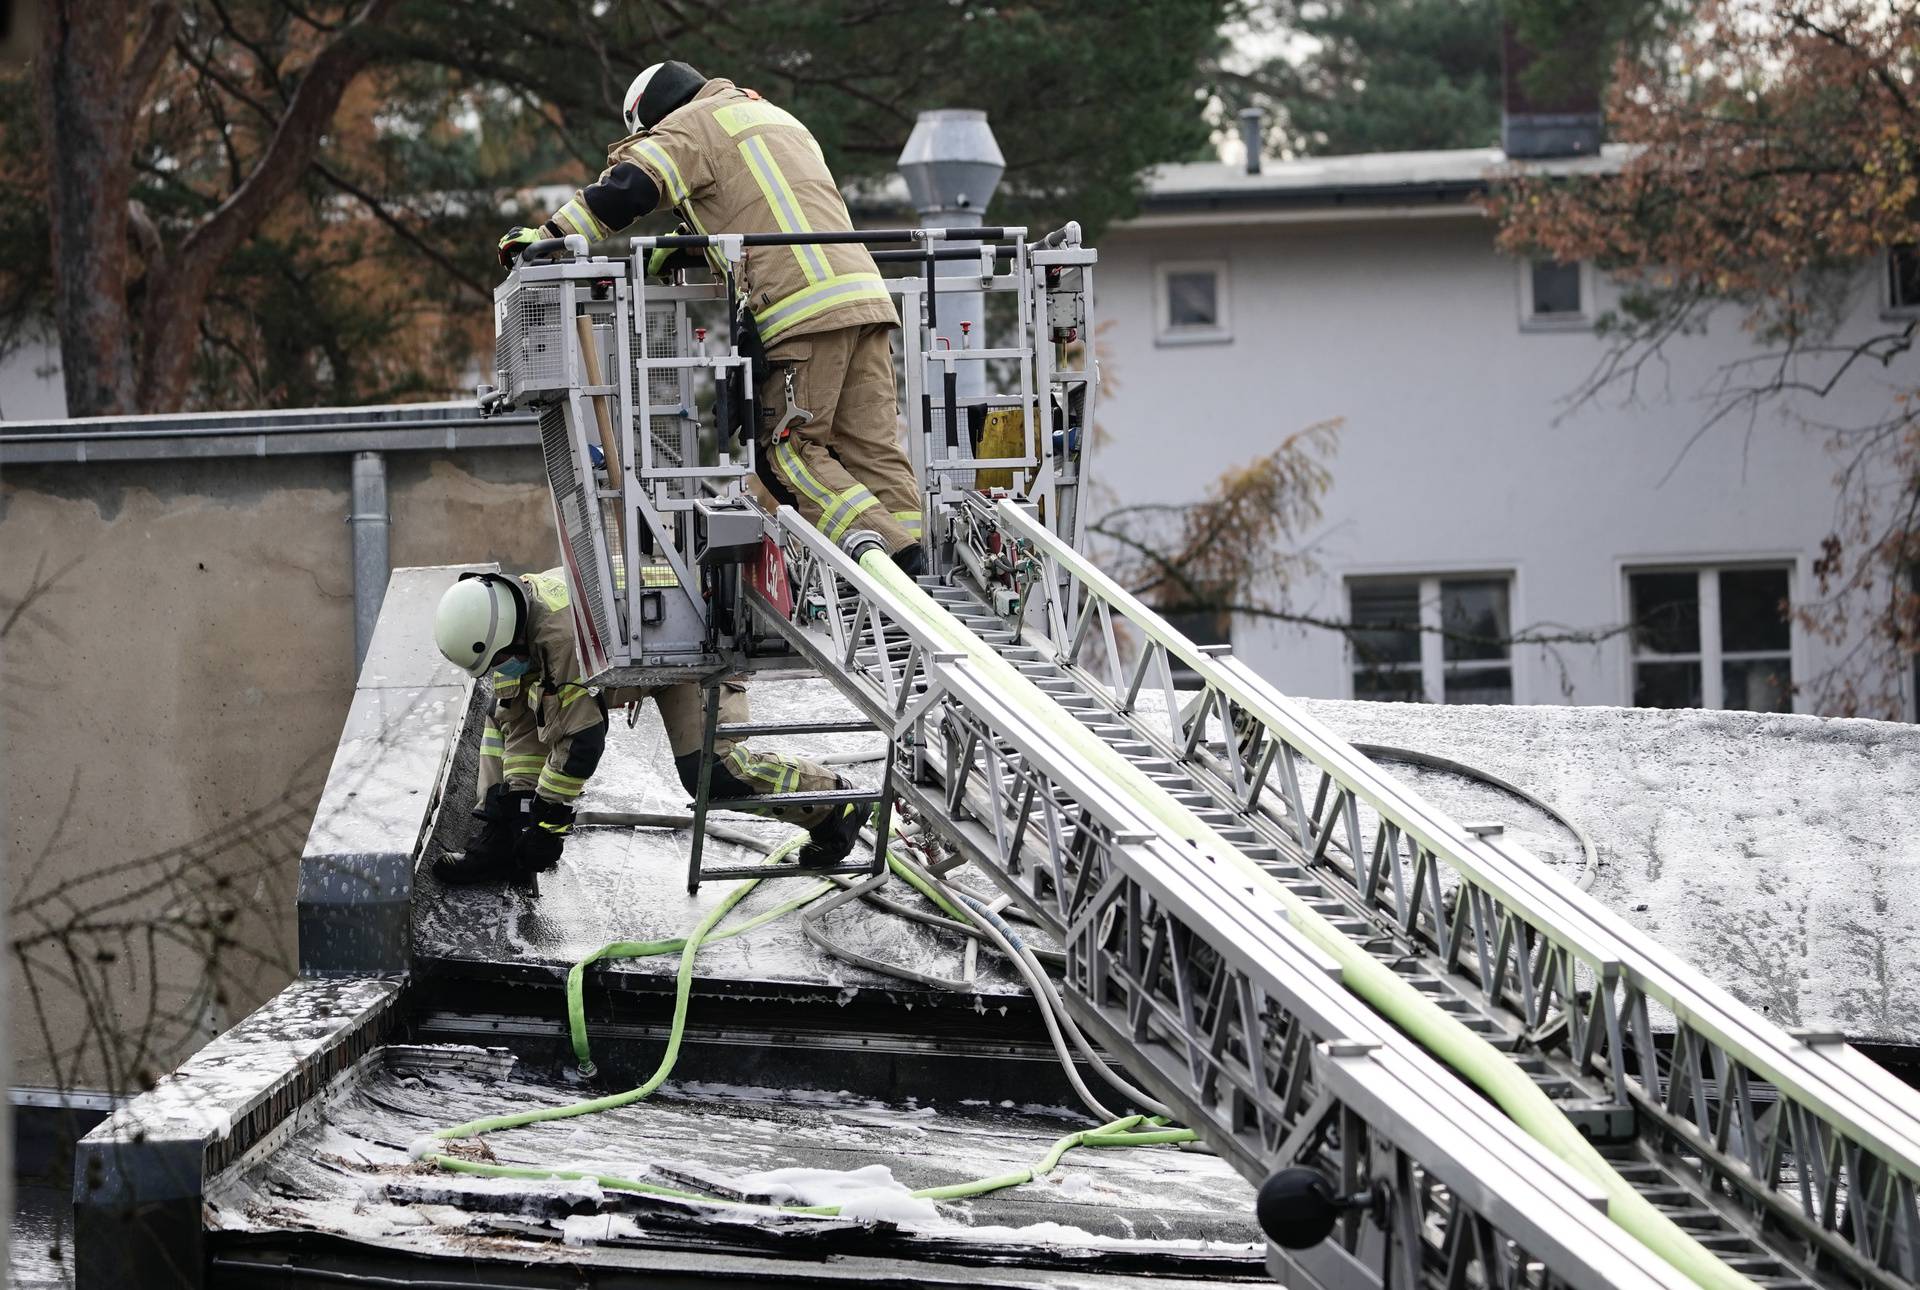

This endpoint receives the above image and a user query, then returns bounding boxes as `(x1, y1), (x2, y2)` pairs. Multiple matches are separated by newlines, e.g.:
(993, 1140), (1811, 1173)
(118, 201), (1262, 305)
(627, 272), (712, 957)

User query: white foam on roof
(1140, 143), (1633, 198)
(1300, 700), (1920, 1042)
(729, 1163), (943, 1225)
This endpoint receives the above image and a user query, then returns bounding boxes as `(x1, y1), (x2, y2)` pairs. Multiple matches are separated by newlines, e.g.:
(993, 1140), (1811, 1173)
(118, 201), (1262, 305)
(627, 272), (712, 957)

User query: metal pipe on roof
(898, 109), (1005, 415)
(349, 451), (390, 672)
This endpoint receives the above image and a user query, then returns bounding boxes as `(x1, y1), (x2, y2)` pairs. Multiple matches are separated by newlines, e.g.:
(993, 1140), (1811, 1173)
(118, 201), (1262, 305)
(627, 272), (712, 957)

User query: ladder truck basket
(483, 223), (1099, 688)
(494, 279), (571, 402)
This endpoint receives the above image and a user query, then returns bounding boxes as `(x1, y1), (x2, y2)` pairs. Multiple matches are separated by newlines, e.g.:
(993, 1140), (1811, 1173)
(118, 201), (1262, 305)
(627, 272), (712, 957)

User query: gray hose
(583, 810), (1167, 1124)
(895, 853), (1173, 1121)
(573, 809), (768, 852)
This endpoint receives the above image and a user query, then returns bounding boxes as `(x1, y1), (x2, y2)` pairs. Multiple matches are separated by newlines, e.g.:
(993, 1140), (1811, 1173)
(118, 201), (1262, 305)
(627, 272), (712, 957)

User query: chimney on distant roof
(1501, 20), (1603, 158)
(1237, 107), (1265, 175)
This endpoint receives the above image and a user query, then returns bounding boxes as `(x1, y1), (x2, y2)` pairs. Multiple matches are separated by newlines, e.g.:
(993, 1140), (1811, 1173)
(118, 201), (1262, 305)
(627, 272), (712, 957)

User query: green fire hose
(420, 839), (1198, 1213)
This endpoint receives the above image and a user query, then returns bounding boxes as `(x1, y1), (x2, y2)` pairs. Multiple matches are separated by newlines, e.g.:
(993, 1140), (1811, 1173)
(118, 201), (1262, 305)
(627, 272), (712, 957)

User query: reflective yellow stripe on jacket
(537, 766), (588, 800)
(552, 197), (609, 243)
(737, 135), (830, 284)
(756, 272), (892, 342)
(630, 139), (689, 205)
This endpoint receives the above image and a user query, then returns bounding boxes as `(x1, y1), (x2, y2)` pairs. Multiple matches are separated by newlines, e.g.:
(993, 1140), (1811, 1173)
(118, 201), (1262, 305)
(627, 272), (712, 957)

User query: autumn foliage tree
(1093, 421), (1341, 619)
(1489, 1), (1920, 716)
(13, 0), (1232, 418)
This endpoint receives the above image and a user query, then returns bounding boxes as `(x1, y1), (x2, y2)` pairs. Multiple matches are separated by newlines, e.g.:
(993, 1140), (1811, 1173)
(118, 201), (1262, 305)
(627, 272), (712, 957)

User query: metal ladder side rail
(745, 519), (1694, 1289)
(991, 498), (1920, 1285)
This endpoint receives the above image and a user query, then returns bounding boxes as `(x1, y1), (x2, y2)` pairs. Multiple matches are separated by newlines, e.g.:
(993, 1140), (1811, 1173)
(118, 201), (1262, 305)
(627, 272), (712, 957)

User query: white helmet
(623, 65), (662, 135)
(434, 574), (521, 678)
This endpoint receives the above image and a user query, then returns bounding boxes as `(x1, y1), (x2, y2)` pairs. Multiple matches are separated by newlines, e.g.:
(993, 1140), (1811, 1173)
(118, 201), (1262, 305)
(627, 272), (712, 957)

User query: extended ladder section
(745, 499), (1920, 1290)
(494, 225), (1920, 1289)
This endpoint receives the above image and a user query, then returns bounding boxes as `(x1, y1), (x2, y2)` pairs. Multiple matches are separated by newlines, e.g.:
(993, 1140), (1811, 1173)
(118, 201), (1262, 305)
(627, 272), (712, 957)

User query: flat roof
(1301, 698), (1920, 1047)
(414, 674), (1035, 1000)
(205, 1046), (1263, 1284)
(1141, 144), (1628, 207)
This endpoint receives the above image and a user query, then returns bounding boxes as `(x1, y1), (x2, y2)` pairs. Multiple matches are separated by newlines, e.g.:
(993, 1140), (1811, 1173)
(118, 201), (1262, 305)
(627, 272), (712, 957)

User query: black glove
(514, 797), (574, 873)
(646, 225), (705, 283)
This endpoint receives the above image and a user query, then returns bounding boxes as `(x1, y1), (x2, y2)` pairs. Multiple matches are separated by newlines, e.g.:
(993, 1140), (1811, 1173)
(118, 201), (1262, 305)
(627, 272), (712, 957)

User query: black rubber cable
(1348, 743), (1600, 892)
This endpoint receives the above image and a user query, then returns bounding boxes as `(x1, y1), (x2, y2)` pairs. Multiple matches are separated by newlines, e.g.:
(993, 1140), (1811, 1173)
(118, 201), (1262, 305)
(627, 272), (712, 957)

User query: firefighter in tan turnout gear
(429, 570), (864, 884)
(496, 60), (928, 576)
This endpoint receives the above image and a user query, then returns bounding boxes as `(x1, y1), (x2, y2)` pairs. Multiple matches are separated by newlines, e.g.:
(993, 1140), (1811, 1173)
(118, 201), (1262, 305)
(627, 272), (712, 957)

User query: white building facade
(1092, 147), (1920, 720)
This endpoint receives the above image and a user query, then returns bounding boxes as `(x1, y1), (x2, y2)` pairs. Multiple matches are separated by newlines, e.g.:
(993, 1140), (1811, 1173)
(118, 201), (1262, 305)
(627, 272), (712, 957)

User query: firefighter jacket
(546, 79), (898, 345)
(479, 570), (637, 806)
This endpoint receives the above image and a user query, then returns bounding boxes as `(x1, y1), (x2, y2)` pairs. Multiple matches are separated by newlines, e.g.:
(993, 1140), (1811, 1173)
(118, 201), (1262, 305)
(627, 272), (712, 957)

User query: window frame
(1620, 560), (1801, 712)
(1518, 256), (1595, 332)
(1345, 570), (1520, 704)
(1882, 245), (1920, 322)
(1154, 258), (1232, 346)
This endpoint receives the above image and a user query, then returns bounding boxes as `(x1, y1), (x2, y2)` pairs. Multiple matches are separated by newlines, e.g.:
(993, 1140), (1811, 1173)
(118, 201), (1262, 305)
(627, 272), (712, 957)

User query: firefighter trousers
(477, 678), (841, 829)
(757, 323), (922, 555)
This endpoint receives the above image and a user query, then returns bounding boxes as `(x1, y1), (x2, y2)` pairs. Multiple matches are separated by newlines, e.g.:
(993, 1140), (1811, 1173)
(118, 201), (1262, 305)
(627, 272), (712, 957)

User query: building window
(1885, 245), (1920, 319)
(1520, 257), (1591, 329)
(1161, 606), (1231, 687)
(1155, 261), (1230, 345)
(1627, 565), (1793, 711)
(1349, 575), (1515, 704)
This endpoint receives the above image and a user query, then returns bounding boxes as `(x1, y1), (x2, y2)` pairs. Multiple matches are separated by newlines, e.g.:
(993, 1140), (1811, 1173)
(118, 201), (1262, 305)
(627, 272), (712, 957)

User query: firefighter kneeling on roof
(430, 569), (865, 885)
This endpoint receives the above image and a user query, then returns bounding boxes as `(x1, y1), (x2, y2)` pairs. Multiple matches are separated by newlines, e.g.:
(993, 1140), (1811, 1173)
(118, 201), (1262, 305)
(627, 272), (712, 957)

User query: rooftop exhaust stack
(898, 109), (1004, 408)
(1238, 108), (1265, 174)
(1501, 21), (1603, 159)
(897, 109), (1004, 218)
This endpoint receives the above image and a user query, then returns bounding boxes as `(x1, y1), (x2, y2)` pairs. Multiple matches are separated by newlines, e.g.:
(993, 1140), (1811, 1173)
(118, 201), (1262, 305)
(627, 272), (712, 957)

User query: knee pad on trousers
(675, 750), (757, 800)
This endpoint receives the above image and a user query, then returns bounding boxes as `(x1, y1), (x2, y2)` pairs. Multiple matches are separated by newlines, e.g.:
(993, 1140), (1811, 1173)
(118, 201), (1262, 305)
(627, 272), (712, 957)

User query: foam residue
(1298, 699), (1920, 1040)
(728, 1164), (942, 1225)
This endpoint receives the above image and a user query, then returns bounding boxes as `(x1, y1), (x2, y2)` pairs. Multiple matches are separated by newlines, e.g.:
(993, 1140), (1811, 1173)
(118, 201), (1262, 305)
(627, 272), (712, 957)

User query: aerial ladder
(485, 223), (1920, 1290)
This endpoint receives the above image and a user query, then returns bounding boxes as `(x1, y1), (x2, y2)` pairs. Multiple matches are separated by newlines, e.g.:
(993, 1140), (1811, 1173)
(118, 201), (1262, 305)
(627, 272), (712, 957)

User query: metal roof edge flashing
(72, 977), (403, 1290)
(1138, 177), (1490, 214)
(298, 565), (492, 977)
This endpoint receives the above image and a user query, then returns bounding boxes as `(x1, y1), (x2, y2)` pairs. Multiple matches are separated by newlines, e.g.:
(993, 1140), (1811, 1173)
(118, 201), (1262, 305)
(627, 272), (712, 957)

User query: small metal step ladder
(684, 683), (897, 892)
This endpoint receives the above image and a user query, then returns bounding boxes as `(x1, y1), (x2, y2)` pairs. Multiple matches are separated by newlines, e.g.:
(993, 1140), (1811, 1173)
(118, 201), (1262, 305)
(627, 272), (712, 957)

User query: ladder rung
(709, 788), (884, 809)
(716, 719), (877, 738)
(694, 860), (879, 881)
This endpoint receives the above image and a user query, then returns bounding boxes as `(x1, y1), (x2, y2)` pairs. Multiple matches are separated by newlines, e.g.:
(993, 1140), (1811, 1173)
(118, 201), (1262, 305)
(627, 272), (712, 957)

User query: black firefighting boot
(433, 786), (533, 884)
(796, 783), (868, 870)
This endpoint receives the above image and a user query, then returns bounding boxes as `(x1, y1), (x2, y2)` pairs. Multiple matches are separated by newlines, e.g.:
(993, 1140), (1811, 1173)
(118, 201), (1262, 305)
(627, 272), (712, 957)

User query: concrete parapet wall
(71, 977), (402, 1289)
(4, 448), (550, 1087)
(298, 565), (485, 975)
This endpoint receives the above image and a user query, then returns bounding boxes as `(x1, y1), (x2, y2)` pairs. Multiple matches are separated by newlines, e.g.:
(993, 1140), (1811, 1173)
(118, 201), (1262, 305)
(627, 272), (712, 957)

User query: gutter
(0, 402), (538, 465)
(1138, 177), (1489, 216)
